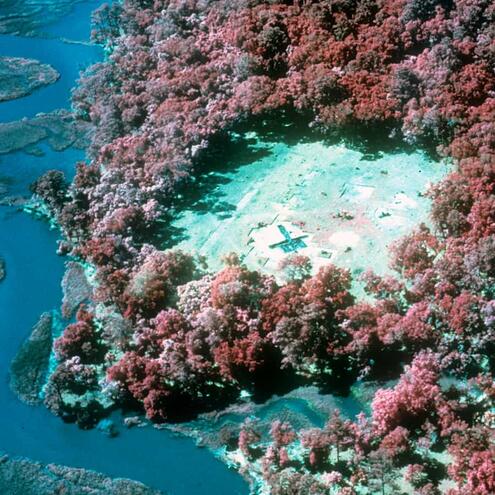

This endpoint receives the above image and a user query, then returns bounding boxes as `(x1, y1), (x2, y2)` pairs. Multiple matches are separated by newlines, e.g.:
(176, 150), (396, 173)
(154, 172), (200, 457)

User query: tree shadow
(233, 109), (316, 147)
(234, 107), (440, 160)
(178, 136), (273, 213)
(159, 133), (274, 248)
(153, 220), (190, 250)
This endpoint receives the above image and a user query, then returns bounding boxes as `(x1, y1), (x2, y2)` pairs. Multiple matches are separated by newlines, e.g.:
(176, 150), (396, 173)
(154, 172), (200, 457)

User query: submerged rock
(0, 0), (84, 36)
(0, 57), (59, 102)
(124, 416), (147, 429)
(96, 418), (119, 438)
(0, 454), (163, 495)
(9, 312), (53, 405)
(0, 110), (91, 155)
(0, 257), (5, 281)
(61, 261), (93, 319)
(0, 195), (30, 207)
(168, 386), (361, 452)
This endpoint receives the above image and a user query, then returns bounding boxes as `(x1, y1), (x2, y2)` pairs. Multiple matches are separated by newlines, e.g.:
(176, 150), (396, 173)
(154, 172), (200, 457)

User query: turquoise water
(0, 3), (248, 494)
(0, 204), (247, 495)
(43, 0), (103, 41)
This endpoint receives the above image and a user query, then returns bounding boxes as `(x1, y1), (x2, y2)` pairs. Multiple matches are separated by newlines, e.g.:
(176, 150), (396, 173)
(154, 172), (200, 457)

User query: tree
(54, 308), (104, 364)
(371, 351), (441, 436)
(362, 449), (400, 495)
(30, 170), (68, 216)
(91, 2), (123, 47)
(239, 419), (262, 460)
(301, 428), (331, 471)
(390, 224), (442, 279)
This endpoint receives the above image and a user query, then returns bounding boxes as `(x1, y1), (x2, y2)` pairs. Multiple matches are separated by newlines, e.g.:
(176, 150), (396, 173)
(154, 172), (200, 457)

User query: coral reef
(9, 312), (52, 405)
(0, 453), (162, 494)
(0, 0), (85, 36)
(61, 261), (93, 319)
(0, 57), (59, 102)
(0, 110), (91, 155)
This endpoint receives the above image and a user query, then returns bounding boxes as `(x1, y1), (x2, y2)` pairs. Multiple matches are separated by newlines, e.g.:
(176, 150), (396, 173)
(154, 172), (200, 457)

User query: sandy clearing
(169, 135), (450, 288)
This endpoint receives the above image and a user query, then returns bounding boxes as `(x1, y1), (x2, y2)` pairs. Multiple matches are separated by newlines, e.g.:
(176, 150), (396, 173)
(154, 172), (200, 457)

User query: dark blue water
(0, 144), (84, 193)
(0, 34), (101, 122)
(0, 0), (102, 123)
(0, 2), (248, 494)
(43, 0), (103, 41)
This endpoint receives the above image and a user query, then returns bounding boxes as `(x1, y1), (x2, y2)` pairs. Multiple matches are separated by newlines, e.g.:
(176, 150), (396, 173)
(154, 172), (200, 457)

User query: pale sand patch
(328, 231), (361, 249)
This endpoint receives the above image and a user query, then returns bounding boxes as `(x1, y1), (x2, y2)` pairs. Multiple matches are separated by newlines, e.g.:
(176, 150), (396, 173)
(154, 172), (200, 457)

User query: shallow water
(43, 0), (103, 41)
(0, 209), (248, 495)
(0, 0), (102, 123)
(0, 3), (248, 494)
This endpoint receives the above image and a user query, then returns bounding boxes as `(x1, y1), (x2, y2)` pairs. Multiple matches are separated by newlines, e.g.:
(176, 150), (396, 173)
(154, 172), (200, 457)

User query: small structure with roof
(250, 222), (308, 254)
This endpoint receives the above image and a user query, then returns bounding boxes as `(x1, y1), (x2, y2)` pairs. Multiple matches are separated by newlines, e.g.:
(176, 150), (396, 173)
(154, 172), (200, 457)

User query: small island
(0, 454), (161, 495)
(0, 110), (91, 155)
(0, 57), (59, 102)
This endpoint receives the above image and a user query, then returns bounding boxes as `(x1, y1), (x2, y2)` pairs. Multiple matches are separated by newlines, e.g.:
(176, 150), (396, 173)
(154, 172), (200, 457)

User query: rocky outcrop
(0, 110), (91, 155)
(61, 261), (93, 319)
(9, 312), (53, 405)
(0, 454), (163, 495)
(0, 57), (59, 102)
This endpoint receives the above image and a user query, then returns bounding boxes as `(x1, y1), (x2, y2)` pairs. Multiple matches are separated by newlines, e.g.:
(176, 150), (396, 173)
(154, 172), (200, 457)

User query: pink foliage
(448, 428), (495, 495)
(54, 308), (102, 363)
(390, 224), (442, 279)
(372, 351), (441, 436)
